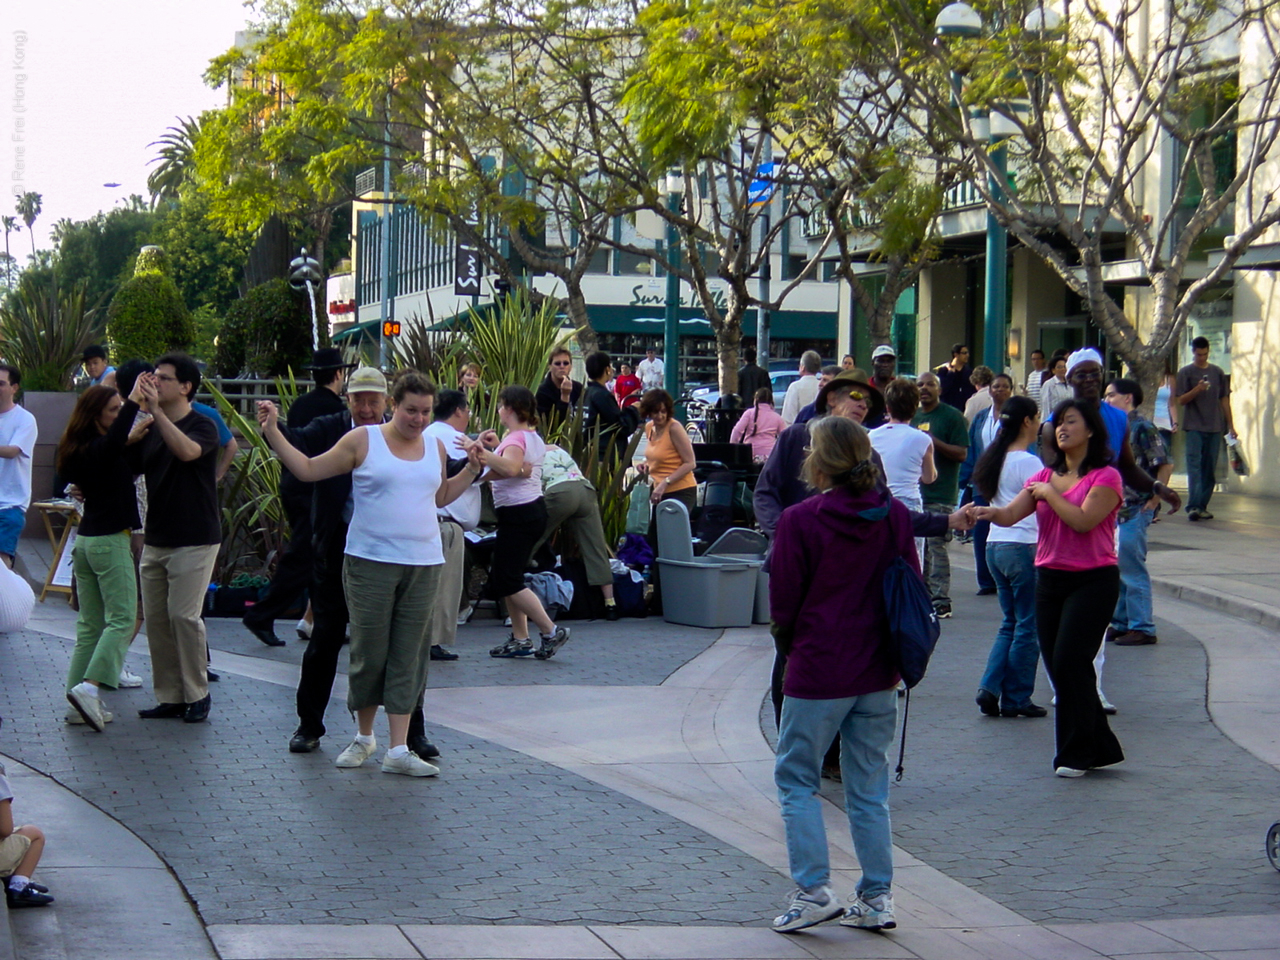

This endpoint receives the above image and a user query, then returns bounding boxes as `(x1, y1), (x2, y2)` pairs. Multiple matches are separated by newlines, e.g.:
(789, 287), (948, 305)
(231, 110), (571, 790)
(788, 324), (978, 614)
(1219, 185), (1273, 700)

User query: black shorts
(489, 499), (548, 598)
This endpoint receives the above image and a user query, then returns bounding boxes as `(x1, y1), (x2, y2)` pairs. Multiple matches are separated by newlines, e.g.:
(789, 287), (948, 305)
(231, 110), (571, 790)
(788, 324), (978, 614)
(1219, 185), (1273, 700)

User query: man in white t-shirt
(0, 365), (38, 568)
(780, 350), (822, 425)
(637, 348), (665, 393)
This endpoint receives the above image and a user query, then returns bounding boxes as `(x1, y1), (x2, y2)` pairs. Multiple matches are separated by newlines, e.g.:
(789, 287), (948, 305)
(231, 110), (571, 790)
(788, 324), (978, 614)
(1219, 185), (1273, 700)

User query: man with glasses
(129, 354), (221, 724)
(535, 347), (582, 421)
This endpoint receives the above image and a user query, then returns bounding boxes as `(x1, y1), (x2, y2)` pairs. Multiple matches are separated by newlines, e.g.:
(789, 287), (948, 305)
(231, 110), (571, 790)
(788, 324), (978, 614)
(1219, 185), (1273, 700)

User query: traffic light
(382, 320), (401, 337)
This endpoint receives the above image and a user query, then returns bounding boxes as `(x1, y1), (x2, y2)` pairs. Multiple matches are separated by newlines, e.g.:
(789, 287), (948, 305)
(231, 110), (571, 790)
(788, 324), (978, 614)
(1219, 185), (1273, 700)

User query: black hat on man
(305, 347), (356, 371)
(815, 368), (885, 423)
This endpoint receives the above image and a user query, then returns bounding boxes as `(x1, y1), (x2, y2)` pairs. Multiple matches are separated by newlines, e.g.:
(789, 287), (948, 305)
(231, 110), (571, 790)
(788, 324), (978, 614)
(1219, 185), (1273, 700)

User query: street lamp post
(663, 172), (683, 401)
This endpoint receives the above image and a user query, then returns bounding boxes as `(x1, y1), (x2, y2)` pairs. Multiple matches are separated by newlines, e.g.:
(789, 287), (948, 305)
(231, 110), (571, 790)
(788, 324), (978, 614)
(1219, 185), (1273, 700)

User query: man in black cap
(242, 348), (353, 646)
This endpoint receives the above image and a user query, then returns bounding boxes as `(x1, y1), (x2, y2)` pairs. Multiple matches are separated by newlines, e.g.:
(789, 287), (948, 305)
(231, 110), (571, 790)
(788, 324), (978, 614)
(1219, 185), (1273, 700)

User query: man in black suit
(737, 346), (770, 403)
(243, 348), (353, 647)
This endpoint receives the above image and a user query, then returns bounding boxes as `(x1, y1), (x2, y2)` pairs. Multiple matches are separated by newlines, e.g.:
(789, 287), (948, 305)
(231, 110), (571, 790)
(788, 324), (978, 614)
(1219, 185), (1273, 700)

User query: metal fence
(197, 377), (283, 422)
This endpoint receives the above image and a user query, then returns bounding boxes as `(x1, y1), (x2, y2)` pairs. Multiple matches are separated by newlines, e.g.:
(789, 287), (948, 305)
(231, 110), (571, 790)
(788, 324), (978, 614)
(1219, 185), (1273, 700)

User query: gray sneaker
(772, 884), (841, 933)
(840, 892), (896, 930)
(533, 626), (571, 660)
(67, 684), (106, 732)
(490, 636), (534, 658)
(335, 737), (376, 767)
(381, 751), (440, 777)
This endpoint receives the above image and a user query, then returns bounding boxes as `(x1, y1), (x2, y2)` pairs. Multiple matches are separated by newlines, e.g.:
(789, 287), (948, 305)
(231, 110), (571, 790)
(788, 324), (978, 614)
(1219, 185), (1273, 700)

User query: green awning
(332, 318), (382, 343)
(584, 304), (836, 340)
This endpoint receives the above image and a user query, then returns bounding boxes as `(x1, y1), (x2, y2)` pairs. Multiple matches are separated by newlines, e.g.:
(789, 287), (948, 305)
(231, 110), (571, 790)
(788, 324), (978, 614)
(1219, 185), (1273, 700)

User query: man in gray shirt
(1175, 336), (1235, 520)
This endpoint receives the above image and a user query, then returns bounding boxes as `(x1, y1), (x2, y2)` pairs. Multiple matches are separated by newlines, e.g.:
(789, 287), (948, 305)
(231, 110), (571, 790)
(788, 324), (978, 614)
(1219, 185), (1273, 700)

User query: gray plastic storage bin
(655, 500), (762, 629)
(705, 528), (771, 624)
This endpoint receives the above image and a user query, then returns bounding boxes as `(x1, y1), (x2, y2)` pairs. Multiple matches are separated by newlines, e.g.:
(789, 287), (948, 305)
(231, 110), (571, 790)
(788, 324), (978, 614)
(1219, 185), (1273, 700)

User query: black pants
(771, 650), (841, 769)
(1036, 565), (1125, 771)
(294, 529), (348, 739)
(245, 488), (313, 629)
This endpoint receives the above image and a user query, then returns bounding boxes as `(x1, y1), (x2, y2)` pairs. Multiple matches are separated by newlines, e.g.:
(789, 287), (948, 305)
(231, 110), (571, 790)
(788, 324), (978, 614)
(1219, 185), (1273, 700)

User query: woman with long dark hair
(971, 396), (1045, 719)
(730, 386), (786, 462)
(469, 385), (571, 660)
(768, 416), (915, 933)
(57, 383), (149, 731)
(976, 399), (1125, 777)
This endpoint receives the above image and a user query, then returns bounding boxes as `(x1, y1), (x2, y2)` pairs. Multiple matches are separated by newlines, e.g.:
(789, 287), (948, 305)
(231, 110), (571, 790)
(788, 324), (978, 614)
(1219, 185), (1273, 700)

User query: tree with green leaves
(863, 0), (1280, 401)
(147, 116), (203, 205)
(0, 271), (106, 391)
(0, 215), (16, 288)
(15, 192), (41, 261)
(106, 246), (195, 362)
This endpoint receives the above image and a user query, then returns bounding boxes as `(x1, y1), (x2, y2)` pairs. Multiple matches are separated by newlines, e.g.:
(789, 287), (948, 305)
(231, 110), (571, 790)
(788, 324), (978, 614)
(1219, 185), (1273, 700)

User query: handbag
(626, 480), (652, 534)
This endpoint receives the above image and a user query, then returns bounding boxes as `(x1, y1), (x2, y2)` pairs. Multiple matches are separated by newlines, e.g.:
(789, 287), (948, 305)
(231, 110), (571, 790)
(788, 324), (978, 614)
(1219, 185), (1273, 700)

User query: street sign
(748, 162), (775, 206)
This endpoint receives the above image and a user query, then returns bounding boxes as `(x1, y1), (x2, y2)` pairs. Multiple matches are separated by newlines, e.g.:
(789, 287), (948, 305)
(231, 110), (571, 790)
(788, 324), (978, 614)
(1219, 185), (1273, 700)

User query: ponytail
(972, 396), (1038, 501)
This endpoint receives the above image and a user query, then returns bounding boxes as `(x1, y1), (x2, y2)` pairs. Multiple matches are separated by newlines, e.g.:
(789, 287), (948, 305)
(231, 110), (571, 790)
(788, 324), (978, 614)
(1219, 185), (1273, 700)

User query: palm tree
(0, 215), (15, 287)
(147, 117), (202, 204)
(15, 192), (41, 260)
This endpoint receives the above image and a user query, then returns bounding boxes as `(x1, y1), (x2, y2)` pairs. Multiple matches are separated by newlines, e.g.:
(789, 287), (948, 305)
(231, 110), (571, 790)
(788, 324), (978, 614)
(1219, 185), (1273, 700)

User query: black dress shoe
(977, 587), (997, 596)
(207, 669), (220, 682)
(1001, 702), (1048, 718)
(139, 702), (186, 719)
(289, 732), (321, 753)
(244, 621), (286, 647)
(976, 690), (1000, 717)
(6, 882), (54, 907)
(604, 604), (620, 621)
(184, 694), (212, 723)
(429, 644), (459, 661)
(407, 735), (440, 760)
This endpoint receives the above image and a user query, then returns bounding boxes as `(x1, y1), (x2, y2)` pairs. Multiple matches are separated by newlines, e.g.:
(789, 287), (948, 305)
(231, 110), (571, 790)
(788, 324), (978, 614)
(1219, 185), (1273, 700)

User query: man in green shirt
(913, 371), (970, 618)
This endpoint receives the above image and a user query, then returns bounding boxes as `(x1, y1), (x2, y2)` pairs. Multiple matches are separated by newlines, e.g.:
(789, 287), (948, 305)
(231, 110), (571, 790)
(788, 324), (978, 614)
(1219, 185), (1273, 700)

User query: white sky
(4, 0), (254, 254)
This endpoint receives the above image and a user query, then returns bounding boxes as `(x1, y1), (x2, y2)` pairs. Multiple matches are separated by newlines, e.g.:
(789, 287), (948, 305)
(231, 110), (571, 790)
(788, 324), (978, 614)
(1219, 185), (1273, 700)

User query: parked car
(690, 369), (802, 409)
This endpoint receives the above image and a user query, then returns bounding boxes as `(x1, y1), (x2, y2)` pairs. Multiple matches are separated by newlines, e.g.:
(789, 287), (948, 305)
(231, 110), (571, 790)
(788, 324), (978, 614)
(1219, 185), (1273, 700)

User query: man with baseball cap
(870, 344), (897, 397)
(244, 348), (355, 647)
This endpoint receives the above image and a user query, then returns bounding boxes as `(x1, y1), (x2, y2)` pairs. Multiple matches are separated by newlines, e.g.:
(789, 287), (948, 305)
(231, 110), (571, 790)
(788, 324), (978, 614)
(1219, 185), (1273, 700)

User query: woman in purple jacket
(768, 416), (916, 935)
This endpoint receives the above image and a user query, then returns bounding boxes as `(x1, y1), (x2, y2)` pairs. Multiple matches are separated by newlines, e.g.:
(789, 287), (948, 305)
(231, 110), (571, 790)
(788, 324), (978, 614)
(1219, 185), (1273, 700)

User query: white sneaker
(296, 618), (313, 640)
(117, 666), (144, 688)
(67, 683), (106, 732)
(1099, 695), (1118, 715)
(840, 892), (896, 930)
(335, 737), (376, 768)
(1056, 766), (1087, 778)
(456, 604), (474, 626)
(381, 751), (440, 777)
(772, 884), (842, 932)
(65, 707), (113, 725)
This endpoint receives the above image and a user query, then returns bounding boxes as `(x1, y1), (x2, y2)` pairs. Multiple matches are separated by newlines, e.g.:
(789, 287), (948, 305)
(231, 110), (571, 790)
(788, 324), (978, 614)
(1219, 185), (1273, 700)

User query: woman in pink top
(730, 387), (786, 462)
(975, 400), (1124, 779)
(468, 385), (571, 661)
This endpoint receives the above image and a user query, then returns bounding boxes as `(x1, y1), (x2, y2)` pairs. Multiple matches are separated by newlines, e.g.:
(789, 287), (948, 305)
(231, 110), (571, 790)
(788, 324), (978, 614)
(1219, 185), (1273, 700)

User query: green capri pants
(66, 530), (137, 692)
(343, 554), (443, 714)
(530, 479), (613, 587)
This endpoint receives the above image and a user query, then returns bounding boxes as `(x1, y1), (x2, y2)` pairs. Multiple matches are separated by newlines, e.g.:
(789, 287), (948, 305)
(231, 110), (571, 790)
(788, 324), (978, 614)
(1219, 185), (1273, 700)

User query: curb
(1150, 576), (1280, 634)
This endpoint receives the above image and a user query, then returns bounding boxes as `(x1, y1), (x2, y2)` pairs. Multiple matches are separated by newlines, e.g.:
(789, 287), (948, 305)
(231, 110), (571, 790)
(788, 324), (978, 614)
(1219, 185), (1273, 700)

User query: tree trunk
(563, 286), (598, 355)
(717, 323), (742, 397)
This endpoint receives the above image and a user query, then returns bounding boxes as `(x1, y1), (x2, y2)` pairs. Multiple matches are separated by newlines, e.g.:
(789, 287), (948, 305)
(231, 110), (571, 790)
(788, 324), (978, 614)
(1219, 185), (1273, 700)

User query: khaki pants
(428, 522), (466, 650)
(140, 543), (219, 704)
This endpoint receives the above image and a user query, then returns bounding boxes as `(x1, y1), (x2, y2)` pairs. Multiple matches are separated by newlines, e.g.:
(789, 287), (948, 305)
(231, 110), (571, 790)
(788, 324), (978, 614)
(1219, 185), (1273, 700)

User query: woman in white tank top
(259, 371), (481, 777)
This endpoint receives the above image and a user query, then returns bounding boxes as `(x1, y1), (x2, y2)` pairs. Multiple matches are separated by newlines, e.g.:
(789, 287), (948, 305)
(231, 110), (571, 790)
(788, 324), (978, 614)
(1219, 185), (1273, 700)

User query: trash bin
(705, 527), (770, 624)
(655, 500), (761, 629)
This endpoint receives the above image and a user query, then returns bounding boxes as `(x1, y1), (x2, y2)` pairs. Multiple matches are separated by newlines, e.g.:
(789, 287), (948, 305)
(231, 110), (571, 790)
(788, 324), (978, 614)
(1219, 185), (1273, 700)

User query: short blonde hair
(802, 416), (878, 494)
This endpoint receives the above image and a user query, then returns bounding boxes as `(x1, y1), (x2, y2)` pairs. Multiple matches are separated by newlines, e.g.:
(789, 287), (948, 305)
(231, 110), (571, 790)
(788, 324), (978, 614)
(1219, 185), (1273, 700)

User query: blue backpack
(879, 505), (941, 779)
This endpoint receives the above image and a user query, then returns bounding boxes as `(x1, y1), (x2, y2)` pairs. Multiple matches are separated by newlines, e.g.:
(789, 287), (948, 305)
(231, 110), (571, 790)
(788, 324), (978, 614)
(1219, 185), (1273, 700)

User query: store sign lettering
(629, 284), (727, 311)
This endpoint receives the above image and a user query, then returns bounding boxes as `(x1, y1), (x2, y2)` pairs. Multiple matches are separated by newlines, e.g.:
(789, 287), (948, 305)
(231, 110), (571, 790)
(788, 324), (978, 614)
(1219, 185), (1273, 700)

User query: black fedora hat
(815, 369), (885, 423)
(305, 347), (356, 371)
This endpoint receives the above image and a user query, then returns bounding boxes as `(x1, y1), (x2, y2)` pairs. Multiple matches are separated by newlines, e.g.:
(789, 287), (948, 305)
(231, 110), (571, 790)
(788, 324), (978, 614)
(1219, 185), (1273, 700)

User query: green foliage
(207, 377), (299, 583)
(215, 277), (321, 378)
(146, 191), (254, 320)
(134, 245), (172, 276)
(191, 304), (223, 363)
(106, 269), (195, 363)
(0, 272), (107, 391)
(148, 117), (202, 203)
(26, 202), (158, 310)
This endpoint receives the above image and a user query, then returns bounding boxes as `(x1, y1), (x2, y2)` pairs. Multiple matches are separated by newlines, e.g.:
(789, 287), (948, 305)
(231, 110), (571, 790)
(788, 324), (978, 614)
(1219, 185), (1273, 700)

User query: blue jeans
(1184, 429), (1221, 513)
(1112, 508), (1155, 634)
(980, 542), (1040, 709)
(775, 689), (897, 896)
